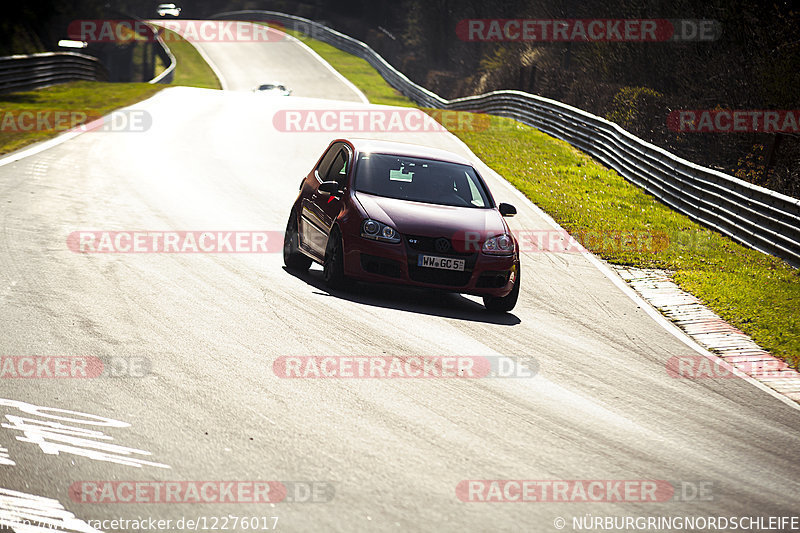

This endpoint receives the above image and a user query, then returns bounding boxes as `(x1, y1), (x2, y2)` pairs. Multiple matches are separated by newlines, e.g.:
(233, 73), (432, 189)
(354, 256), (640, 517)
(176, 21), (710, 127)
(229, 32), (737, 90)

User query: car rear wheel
(483, 266), (520, 312)
(323, 227), (347, 288)
(283, 211), (312, 271)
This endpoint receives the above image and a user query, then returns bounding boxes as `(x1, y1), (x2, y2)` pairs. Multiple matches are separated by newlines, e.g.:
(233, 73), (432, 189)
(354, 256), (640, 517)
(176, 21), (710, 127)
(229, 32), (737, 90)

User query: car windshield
(354, 153), (491, 208)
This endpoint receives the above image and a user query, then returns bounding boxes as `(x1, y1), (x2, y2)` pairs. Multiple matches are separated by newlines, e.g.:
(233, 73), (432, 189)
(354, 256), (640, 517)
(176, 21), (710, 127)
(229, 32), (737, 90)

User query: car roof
(343, 138), (473, 166)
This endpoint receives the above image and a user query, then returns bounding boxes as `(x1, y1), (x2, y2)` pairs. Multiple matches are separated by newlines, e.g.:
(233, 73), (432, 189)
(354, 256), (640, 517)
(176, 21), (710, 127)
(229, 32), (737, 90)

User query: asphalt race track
(0, 21), (798, 533)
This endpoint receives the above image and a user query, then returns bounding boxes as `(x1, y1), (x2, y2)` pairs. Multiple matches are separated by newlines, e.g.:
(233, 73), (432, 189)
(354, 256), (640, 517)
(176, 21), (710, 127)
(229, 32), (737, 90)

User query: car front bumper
(342, 233), (519, 298)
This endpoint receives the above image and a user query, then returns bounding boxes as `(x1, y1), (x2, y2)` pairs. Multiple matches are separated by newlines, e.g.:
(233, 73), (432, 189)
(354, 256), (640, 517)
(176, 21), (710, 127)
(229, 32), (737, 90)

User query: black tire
(323, 227), (347, 288)
(483, 266), (520, 312)
(283, 211), (312, 271)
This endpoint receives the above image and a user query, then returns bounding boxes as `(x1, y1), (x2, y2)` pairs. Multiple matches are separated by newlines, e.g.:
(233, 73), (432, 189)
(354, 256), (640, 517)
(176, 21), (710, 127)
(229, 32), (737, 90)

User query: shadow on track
(283, 266), (521, 326)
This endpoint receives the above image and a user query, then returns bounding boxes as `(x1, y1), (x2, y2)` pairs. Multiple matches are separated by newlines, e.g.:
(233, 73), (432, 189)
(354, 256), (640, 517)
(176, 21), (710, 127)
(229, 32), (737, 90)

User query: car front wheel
(283, 211), (312, 271)
(483, 266), (520, 312)
(323, 227), (348, 288)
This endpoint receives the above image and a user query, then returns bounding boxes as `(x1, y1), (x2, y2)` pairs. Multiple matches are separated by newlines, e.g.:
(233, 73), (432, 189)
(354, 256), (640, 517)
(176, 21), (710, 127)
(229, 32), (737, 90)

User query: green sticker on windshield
(389, 169), (414, 182)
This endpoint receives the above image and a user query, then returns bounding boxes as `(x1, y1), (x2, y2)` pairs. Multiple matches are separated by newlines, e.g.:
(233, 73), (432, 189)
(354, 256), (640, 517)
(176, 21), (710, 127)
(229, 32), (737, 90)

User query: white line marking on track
(0, 487), (102, 533)
(0, 446), (14, 466)
(0, 92), (168, 169)
(0, 131), (84, 169)
(0, 399), (171, 469)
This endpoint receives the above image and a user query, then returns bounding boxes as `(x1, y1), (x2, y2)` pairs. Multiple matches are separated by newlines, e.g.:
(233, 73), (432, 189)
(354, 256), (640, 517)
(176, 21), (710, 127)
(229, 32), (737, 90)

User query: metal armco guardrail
(0, 52), (108, 94)
(0, 18), (175, 92)
(214, 10), (800, 266)
(148, 24), (176, 84)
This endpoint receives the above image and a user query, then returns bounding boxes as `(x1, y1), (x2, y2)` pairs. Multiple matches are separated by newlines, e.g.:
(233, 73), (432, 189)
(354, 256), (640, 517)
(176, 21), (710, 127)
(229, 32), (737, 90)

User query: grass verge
(159, 29), (221, 89)
(0, 81), (163, 155)
(277, 27), (800, 368)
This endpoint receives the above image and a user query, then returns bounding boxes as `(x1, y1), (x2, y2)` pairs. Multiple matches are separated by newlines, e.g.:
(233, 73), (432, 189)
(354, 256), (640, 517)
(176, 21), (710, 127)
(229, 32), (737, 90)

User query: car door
(299, 143), (352, 258)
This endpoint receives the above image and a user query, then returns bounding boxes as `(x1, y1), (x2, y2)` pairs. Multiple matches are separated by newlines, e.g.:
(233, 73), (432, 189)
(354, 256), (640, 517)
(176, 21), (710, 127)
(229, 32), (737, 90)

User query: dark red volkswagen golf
(283, 138), (521, 312)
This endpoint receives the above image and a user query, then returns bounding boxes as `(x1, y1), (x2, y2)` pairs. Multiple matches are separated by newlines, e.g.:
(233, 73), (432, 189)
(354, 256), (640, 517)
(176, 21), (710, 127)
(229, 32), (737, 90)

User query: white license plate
(417, 254), (465, 271)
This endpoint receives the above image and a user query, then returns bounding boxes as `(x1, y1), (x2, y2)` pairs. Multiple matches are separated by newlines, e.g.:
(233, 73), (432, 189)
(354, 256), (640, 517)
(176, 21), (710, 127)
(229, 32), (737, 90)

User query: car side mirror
(499, 203), (517, 217)
(318, 181), (340, 194)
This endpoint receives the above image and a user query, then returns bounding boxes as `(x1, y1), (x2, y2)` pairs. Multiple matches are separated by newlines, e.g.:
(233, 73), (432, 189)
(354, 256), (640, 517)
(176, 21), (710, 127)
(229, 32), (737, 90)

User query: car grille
(404, 235), (473, 257)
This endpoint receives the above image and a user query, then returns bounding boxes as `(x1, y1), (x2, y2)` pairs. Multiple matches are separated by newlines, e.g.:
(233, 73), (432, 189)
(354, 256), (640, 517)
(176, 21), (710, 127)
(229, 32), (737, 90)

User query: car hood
(355, 192), (508, 240)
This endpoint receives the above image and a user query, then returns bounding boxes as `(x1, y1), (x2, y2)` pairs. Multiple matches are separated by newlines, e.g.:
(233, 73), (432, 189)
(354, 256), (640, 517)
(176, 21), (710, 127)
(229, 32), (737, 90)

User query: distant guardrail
(148, 24), (176, 84)
(0, 19), (175, 92)
(0, 52), (108, 94)
(213, 10), (800, 267)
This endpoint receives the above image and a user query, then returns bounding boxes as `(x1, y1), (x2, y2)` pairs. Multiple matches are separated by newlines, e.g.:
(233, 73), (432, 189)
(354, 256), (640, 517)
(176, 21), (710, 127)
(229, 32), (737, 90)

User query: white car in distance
(253, 83), (292, 96)
(157, 3), (181, 17)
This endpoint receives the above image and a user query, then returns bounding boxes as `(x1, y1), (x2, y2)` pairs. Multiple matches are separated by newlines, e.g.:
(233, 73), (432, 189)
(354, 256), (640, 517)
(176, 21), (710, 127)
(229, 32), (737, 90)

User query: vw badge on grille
(435, 238), (451, 253)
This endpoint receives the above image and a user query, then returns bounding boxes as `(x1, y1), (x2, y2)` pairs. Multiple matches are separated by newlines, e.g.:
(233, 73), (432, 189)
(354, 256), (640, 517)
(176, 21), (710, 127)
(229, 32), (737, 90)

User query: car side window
(325, 149), (350, 187)
(316, 144), (342, 180)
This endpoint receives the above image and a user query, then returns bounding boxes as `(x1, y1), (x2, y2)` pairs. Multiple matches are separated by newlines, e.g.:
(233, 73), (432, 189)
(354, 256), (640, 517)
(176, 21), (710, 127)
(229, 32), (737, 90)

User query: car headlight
(361, 219), (401, 243)
(482, 234), (514, 255)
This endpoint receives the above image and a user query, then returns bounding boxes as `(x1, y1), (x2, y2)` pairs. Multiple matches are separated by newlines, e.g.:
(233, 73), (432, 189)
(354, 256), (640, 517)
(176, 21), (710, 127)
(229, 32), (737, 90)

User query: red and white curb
(614, 266), (800, 403)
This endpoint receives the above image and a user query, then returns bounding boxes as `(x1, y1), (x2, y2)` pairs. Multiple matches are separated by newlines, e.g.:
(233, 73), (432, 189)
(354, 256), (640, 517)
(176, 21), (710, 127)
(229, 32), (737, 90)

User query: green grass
(0, 81), (164, 155)
(274, 27), (800, 369)
(160, 29), (220, 89)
